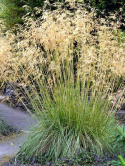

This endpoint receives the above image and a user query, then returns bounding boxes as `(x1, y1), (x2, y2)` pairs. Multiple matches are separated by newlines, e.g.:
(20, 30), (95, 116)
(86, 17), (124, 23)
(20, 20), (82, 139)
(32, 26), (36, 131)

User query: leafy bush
(0, 0), (25, 29)
(112, 125), (125, 151)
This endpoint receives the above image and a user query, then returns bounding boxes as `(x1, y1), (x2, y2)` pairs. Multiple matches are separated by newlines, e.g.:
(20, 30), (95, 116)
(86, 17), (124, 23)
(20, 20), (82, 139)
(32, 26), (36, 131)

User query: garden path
(0, 102), (36, 164)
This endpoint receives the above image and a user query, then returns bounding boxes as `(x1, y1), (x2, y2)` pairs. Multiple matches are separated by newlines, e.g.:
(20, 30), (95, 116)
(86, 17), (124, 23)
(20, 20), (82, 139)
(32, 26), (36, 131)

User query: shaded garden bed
(1, 152), (125, 166)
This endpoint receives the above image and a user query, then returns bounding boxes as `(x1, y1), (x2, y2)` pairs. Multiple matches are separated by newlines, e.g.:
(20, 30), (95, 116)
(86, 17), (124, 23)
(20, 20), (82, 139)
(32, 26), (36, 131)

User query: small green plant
(113, 125), (125, 150)
(110, 155), (125, 166)
(0, 118), (10, 136)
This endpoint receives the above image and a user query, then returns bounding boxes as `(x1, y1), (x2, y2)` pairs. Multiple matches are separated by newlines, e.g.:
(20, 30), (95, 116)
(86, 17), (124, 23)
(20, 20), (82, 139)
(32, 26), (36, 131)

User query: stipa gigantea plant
(18, 44), (121, 163)
(0, 2), (124, 163)
(0, 20), (13, 88)
(0, 2), (125, 85)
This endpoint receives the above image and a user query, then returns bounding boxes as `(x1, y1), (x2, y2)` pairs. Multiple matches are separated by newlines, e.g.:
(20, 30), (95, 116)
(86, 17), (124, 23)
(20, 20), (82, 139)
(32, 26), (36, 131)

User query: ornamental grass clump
(19, 71), (117, 163)
(16, 4), (124, 163)
(0, 2), (125, 84)
(0, 2), (125, 163)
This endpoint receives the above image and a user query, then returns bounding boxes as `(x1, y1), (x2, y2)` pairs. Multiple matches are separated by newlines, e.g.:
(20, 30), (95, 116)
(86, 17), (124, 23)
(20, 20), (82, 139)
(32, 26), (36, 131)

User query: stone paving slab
(0, 102), (36, 163)
(0, 103), (36, 131)
(0, 133), (28, 164)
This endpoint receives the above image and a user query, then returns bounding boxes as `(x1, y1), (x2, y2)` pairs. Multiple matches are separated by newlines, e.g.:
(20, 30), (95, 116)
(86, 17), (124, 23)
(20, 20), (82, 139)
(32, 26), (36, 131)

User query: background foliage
(85, 0), (125, 11)
(0, 0), (25, 28)
(0, 0), (125, 29)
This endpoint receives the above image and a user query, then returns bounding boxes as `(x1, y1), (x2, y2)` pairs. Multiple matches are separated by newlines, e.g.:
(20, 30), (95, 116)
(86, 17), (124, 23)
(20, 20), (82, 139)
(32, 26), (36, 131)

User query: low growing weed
(0, 117), (10, 136)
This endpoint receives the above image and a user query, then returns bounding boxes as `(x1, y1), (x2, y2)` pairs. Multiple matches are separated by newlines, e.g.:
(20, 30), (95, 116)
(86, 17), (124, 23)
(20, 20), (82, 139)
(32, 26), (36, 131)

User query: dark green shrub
(85, 0), (125, 12)
(0, 0), (25, 29)
(0, 0), (63, 29)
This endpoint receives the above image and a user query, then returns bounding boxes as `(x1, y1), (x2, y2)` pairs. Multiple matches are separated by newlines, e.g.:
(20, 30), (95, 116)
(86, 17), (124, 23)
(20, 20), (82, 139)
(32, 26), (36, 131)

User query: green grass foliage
(18, 61), (118, 163)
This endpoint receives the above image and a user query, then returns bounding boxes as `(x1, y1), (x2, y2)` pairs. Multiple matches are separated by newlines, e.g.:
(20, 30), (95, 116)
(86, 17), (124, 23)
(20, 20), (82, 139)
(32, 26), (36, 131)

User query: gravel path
(0, 102), (36, 164)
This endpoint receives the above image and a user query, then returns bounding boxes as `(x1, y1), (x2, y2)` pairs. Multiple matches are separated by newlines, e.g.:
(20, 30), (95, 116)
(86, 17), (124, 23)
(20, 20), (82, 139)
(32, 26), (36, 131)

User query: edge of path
(0, 101), (36, 163)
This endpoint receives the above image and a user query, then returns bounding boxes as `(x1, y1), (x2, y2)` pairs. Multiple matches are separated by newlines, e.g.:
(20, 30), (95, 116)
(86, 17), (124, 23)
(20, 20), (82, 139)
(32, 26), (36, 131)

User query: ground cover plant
(2, 152), (123, 165)
(0, 117), (11, 137)
(0, 1), (125, 165)
(0, 115), (19, 138)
